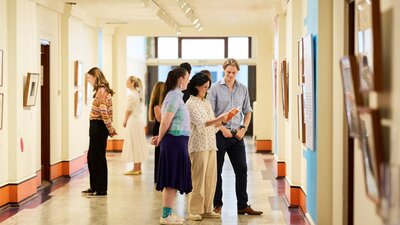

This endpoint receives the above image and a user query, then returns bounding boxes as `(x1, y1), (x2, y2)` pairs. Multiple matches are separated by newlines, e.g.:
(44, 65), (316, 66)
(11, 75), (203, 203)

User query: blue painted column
(305, 0), (318, 222)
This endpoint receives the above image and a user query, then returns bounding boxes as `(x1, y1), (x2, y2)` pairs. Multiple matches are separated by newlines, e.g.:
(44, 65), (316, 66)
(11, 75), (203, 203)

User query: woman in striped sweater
(82, 67), (117, 197)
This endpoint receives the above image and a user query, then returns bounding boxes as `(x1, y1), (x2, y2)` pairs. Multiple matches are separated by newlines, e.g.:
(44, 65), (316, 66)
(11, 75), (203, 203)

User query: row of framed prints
(340, 55), (383, 205)
(296, 34), (314, 147)
(339, 0), (386, 213)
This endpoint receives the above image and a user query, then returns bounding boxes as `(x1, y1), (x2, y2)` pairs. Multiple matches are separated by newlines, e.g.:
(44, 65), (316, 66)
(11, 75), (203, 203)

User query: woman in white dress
(122, 76), (148, 175)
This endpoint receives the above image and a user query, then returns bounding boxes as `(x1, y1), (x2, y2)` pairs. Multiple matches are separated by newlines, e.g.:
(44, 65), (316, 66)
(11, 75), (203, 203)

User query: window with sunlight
(228, 37), (249, 59)
(181, 39), (225, 59)
(157, 37), (178, 59)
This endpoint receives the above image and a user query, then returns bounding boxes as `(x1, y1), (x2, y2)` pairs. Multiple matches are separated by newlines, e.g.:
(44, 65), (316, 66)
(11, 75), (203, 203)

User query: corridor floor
(0, 138), (309, 225)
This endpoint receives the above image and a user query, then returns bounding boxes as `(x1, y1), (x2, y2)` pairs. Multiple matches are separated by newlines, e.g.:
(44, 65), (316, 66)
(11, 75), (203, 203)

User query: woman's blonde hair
(148, 81), (165, 121)
(127, 75), (144, 102)
(87, 67), (115, 96)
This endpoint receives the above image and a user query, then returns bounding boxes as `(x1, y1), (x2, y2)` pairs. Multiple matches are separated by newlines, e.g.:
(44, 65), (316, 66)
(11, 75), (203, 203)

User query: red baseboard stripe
(106, 139), (124, 152)
(8, 177), (37, 203)
(283, 177), (307, 213)
(273, 157), (286, 178)
(256, 140), (272, 152)
(0, 152), (88, 207)
(62, 153), (87, 176)
(0, 185), (10, 207)
(36, 171), (41, 188)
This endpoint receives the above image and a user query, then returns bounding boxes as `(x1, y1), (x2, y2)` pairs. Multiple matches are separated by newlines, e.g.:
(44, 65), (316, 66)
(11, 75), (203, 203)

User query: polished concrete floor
(0, 138), (309, 225)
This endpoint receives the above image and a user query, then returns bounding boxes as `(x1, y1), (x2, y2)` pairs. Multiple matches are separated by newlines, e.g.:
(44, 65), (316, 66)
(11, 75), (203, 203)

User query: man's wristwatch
(239, 125), (247, 131)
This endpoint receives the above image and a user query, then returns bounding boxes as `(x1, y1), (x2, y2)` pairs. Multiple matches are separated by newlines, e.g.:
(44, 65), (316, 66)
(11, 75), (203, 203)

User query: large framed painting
(340, 56), (363, 137)
(355, 0), (383, 92)
(358, 107), (384, 203)
(23, 73), (40, 107)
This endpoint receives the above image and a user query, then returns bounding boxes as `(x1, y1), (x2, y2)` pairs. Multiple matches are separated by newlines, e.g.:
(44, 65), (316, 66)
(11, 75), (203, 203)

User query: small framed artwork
(297, 95), (300, 139)
(0, 49), (3, 87)
(298, 38), (304, 85)
(84, 74), (91, 105)
(272, 60), (278, 112)
(358, 107), (383, 203)
(355, 0), (383, 91)
(358, 54), (375, 92)
(23, 73), (40, 107)
(74, 90), (83, 117)
(74, 60), (83, 87)
(281, 59), (289, 118)
(0, 93), (3, 130)
(299, 91), (306, 143)
(340, 56), (362, 137)
(297, 94), (305, 142)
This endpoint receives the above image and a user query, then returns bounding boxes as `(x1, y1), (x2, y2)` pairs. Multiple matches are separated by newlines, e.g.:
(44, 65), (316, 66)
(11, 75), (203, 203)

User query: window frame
(155, 36), (251, 59)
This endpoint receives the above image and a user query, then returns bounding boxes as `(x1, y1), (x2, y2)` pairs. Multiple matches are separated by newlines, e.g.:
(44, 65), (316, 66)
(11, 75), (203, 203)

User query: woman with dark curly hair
(186, 72), (229, 221)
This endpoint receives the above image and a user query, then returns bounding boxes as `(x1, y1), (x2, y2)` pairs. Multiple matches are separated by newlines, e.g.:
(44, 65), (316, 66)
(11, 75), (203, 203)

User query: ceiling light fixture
(152, 0), (181, 35)
(176, 0), (203, 32)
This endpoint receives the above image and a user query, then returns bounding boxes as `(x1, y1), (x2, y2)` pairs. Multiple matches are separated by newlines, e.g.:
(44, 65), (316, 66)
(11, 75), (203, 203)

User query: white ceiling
(66, 0), (279, 31)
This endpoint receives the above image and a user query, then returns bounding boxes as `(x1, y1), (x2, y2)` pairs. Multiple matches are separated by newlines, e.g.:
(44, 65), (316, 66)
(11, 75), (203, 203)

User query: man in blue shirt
(208, 58), (263, 215)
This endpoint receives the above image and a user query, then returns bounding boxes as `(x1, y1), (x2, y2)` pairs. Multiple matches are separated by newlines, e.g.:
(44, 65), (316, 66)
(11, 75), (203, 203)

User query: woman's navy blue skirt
(156, 133), (192, 194)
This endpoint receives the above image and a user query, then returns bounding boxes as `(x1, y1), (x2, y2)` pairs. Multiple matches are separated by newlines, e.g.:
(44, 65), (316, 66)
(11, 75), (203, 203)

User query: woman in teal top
(153, 67), (191, 225)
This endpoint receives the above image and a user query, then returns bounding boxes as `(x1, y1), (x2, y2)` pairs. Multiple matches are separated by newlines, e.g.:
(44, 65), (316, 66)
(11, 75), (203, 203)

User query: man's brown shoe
(214, 206), (222, 214)
(237, 205), (263, 215)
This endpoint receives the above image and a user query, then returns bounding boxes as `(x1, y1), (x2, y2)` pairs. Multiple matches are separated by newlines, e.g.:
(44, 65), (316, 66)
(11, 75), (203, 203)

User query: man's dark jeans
(213, 131), (248, 210)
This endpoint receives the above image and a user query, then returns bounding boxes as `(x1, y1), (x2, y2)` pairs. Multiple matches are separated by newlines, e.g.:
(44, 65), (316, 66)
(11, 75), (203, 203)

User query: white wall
(274, 0), (307, 190)
(276, 9), (287, 165)
(126, 36), (147, 123)
(331, 0), (345, 224)
(0, 0), (9, 185)
(12, 0), (41, 181)
(66, 14), (98, 161)
(284, 2), (293, 182)
(0, 0), (100, 189)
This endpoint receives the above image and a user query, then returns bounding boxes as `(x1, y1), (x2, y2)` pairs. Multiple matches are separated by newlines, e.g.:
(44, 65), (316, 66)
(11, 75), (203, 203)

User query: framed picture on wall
(74, 60), (83, 87)
(281, 59), (289, 118)
(23, 73), (40, 107)
(273, 60), (278, 112)
(85, 74), (91, 105)
(358, 107), (383, 203)
(0, 49), (3, 87)
(300, 89), (306, 143)
(297, 94), (300, 139)
(303, 34), (315, 150)
(358, 54), (375, 92)
(0, 93), (3, 130)
(74, 90), (83, 117)
(355, 0), (383, 91)
(298, 38), (304, 85)
(340, 56), (363, 137)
